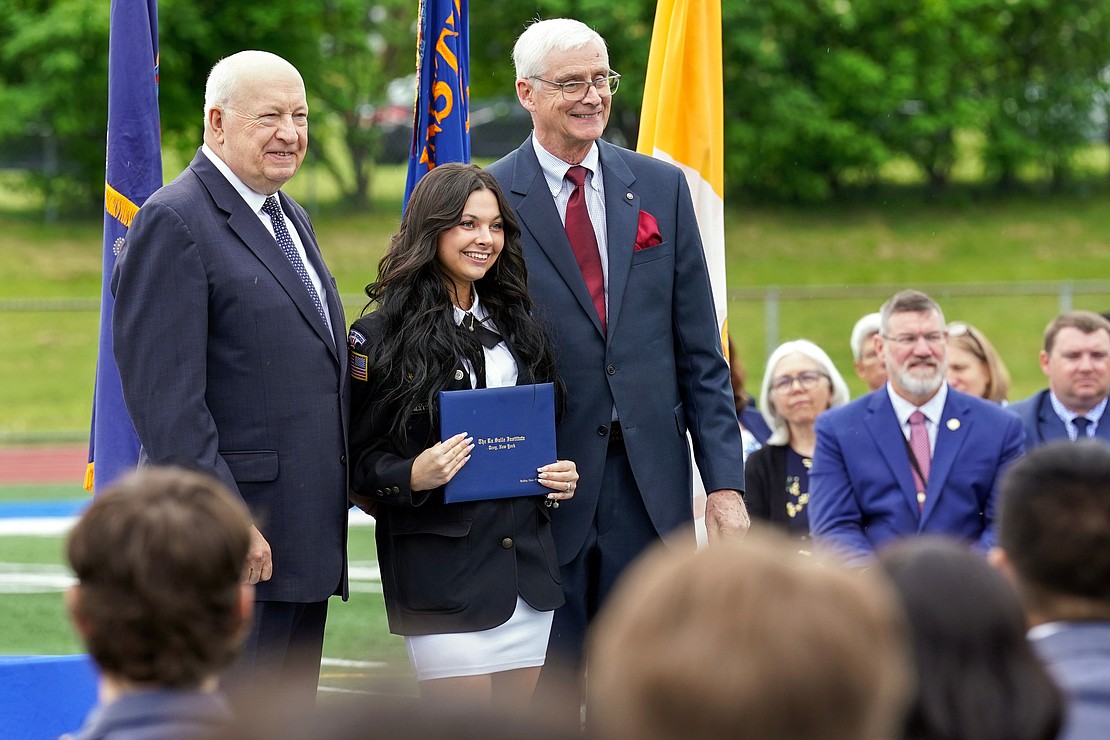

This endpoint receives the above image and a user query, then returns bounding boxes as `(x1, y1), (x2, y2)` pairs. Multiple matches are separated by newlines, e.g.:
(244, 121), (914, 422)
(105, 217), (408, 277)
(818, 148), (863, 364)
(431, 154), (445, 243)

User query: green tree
(0, 0), (110, 214)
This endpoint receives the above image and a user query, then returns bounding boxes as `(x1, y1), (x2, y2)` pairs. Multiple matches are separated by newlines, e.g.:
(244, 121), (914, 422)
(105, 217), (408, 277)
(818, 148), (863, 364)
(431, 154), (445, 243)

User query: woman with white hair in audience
(745, 340), (850, 540)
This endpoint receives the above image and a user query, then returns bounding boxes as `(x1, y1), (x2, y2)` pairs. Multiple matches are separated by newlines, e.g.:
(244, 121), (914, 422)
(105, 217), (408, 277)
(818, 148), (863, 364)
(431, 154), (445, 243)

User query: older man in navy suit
(112, 51), (348, 707)
(809, 290), (1024, 566)
(991, 441), (1110, 740)
(487, 18), (748, 697)
(1008, 311), (1110, 449)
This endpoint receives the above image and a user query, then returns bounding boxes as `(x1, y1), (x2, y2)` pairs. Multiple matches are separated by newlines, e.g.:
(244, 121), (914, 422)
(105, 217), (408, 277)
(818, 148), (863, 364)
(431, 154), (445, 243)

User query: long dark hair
(362, 162), (559, 440)
(878, 538), (1063, 740)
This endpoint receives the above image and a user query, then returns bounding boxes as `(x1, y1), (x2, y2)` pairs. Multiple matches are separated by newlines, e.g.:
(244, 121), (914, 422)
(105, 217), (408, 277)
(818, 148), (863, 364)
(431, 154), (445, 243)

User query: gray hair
(512, 18), (608, 81)
(759, 340), (851, 446)
(849, 312), (882, 361)
(879, 290), (945, 334)
(203, 50), (300, 127)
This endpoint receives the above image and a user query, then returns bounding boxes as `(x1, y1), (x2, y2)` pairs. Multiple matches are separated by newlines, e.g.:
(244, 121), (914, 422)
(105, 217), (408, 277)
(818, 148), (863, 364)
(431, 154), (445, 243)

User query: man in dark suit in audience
(1008, 311), (1110, 449)
(991, 441), (1110, 740)
(809, 290), (1024, 566)
(488, 17), (748, 698)
(112, 50), (349, 707)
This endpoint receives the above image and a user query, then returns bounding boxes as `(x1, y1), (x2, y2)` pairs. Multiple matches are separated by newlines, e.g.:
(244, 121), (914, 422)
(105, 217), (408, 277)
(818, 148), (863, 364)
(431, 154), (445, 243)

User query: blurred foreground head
(66, 466), (253, 688)
(588, 530), (910, 740)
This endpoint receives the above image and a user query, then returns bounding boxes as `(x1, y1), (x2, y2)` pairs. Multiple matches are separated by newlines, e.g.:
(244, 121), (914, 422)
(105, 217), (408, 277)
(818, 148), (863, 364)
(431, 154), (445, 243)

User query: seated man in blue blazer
(991, 441), (1110, 740)
(809, 290), (1024, 566)
(1008, 311), (1110, 449)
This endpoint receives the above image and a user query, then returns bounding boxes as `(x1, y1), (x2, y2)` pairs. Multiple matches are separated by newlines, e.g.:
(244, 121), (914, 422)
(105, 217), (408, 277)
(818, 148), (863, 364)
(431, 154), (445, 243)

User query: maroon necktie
(564, 166), (606, 333)
(909, 410), (931, 512)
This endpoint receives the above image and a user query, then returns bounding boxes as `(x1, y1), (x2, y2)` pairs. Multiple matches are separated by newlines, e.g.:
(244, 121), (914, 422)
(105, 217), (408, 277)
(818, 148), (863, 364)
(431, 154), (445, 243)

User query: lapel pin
(946, 418), (960, 431)
(454, 369), (465, 381)
(625, 192), (633, 200)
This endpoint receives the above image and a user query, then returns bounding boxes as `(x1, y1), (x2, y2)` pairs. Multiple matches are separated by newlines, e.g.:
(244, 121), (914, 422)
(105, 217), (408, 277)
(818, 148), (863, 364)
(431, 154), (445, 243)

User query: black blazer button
(391, 486), (400, 494)
(500, 537), (513, 549)
(597, 425), (608, 436)
(340, 455), (347, 465)
(606, 364), (617, 375)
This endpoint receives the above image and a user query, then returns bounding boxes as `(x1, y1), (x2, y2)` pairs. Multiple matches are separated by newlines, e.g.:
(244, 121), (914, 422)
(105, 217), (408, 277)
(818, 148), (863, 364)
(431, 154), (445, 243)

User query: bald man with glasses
(809, 290), (1025, 566)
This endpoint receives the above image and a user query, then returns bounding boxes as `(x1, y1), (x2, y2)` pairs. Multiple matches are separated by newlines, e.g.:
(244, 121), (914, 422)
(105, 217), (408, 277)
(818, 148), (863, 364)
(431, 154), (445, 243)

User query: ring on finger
(565, 482), (572, 493)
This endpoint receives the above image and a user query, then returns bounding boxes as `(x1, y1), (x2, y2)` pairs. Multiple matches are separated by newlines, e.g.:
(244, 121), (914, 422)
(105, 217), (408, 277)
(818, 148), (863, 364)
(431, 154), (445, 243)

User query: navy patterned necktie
(1074, 416), (1091, 440)
(262, 195), (329, 326)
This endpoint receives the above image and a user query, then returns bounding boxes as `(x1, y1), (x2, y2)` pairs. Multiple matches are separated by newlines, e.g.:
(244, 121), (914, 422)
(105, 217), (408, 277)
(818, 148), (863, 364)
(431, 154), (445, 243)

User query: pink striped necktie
(909, 410), (931, 512)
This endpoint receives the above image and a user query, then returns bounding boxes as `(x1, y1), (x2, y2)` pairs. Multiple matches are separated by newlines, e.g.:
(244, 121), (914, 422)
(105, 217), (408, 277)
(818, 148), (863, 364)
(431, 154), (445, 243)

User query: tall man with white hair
(487, 18), (748, 697)
(809, 290), (1024, 566)
(112, 50), (349, 706)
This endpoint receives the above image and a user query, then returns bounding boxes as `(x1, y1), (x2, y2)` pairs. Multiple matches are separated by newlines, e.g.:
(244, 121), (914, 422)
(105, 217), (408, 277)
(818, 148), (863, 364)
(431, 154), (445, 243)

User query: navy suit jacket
(112, 150), (349, 603)
(809, 385), (1024, 565)
(1032, 623), (1110, 740)
(488, 138), (745, 563)
(1008, 389), (1110, 450)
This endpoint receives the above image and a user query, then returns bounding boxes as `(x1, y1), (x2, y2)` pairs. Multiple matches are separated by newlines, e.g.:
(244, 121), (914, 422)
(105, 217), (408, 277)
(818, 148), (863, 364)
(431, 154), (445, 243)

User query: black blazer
(347, 311), (564, 636)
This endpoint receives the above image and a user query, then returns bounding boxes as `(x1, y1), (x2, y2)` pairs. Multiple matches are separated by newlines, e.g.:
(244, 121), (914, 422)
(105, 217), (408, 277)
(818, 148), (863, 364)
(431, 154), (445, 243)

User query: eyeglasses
(947, 321), (987, 356)
(883, 332), (946, 347)
(530, 72), (621, 101)
(770, 371), (828, 394)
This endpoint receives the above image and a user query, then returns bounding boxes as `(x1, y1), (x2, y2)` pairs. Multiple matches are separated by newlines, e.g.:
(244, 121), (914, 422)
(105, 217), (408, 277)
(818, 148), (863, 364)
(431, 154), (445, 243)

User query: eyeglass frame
(529, 72), (622, 101)
(770, 371), (830, 395)
(881, 332), (947, 348)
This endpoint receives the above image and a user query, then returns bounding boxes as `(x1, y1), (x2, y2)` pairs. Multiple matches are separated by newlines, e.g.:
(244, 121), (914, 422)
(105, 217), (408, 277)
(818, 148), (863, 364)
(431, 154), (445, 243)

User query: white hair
(850, 312), (882, 361)
(759, 340), (851, 446)
(512, 18), (608, 81)
(203, 50), (301, 127)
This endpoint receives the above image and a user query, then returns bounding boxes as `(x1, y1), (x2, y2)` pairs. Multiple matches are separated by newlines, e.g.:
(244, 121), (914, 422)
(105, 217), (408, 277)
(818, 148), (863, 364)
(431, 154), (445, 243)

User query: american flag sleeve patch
(349, 351), (369, 382)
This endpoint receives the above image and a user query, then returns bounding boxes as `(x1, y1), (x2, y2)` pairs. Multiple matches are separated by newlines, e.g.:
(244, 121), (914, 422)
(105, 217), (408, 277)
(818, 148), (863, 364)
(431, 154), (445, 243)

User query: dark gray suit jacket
(488, 138), (745, 564)
(112, 150), (349, 603)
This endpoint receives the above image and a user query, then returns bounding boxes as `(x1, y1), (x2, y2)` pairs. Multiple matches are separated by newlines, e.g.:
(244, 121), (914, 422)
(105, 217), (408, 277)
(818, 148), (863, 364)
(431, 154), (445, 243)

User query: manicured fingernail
(538, 471), (549, 479)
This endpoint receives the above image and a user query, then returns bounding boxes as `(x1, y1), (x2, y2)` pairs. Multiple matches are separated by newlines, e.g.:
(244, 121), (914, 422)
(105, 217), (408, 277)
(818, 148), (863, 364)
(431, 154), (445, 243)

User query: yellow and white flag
(639, 0), (727, 544)
(637, 0), (727, 349)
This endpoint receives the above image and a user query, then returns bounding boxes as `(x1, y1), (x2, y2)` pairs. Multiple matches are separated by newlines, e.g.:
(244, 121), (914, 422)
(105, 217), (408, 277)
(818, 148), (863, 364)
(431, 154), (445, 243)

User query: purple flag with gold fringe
(86, 0), (162, 493)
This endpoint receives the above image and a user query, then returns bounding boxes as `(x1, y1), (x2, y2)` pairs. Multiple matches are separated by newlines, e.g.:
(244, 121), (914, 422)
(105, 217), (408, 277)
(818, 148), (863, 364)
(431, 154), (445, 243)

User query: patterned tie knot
(566, 165), (588, 188)
(910, 410), (926, 426)
(262, 195), (282, 218)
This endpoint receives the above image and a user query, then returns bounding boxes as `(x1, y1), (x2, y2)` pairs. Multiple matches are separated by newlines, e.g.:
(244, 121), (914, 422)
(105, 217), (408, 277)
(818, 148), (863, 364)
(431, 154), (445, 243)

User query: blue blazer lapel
(864, 392), (920, 515)
(596, 140), (638, 339)
(920, 392), (971, 527)
(192, 154), (337, 355)
(505, 140), (604, 338)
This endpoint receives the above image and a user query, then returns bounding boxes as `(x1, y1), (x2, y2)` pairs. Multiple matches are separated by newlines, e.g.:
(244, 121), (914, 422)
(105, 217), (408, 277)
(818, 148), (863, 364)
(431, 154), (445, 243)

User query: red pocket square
(635, 210), (663, 251)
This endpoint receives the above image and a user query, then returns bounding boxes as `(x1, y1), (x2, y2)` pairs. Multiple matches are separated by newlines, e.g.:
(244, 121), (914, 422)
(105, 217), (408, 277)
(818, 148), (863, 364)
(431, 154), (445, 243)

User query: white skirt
(405, 596), (554, 681)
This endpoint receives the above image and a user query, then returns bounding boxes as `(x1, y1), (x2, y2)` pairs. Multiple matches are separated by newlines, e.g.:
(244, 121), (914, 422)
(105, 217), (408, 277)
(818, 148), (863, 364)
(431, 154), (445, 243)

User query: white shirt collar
(887, 382), (949, 427)
(1049, 390), (1107, 425)
(452, 289), (491, 325)
(531, 136), (601, 197)
(201, 143), (272, 215)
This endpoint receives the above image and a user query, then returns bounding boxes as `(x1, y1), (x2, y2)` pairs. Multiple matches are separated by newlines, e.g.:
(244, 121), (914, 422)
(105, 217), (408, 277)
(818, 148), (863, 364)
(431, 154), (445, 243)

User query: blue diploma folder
(439, 382), (556, 503)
